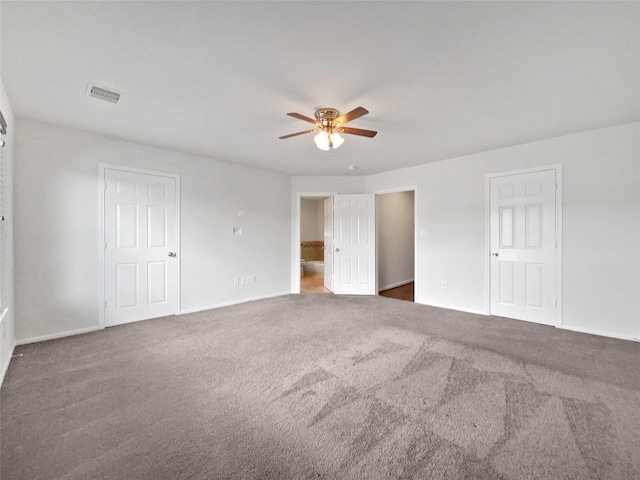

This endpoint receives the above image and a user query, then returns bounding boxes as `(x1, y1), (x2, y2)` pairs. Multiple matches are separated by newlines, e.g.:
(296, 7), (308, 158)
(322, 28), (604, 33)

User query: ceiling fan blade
(339, 126), (377, 138)
(335, 106), (369, 125)
(286, 112), (317, 125)
(279, 129), (317, 139)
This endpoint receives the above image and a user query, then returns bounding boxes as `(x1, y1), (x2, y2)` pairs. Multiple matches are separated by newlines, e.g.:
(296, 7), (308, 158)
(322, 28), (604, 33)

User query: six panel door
(104, 169), (176, 326)
(490, 169), (556, 325)
(332, 194), (376, 295)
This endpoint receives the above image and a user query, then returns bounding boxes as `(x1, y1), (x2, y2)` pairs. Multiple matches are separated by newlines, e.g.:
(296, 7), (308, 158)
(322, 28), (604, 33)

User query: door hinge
(104, 300), (107, 309)
(104, 180), (107, 191)
(104, 240), (107, 249)
(555, 299), (558, 307)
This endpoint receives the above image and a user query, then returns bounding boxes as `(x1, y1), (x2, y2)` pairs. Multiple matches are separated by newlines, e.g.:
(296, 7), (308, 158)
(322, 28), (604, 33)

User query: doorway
(299, 196), (330, 293)
(99, 164), (181, 327)
(377, 190), (416, 302)
(296, 193), (377, 295)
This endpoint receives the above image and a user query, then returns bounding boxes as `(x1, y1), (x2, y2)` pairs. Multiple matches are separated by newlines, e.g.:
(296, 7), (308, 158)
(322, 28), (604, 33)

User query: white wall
(12, 120), (640, 343)
(287, 124), (640, 340)
(292, 176), (366, 196)
(316, 200), (324, 242)
(366, 123), (640, 340)
(14, 119), (292, 341)
(300, 198), (323, 241)
(378, 191), (414, 291)
(0, 80), (16, 383)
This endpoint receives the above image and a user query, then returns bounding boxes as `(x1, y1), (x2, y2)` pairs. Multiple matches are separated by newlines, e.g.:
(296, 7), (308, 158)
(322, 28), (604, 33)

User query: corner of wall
(0, 78), (17, 387)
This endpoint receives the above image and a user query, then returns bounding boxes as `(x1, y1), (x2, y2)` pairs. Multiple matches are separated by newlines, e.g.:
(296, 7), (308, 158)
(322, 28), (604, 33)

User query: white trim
(379, 279), (414, 292)
(293, 192), (336, 294)
(416, 301), (487, 316)
(98, 163), (181, 329)
(16, 326), (103, 346)
(485, 164), (563, 327)
(555, 166), (563, 327)
(559, 325), (639, 343)
(373, 186), (418, 302)
(484, 176), (491, 315)
(1, 341), (15, 387)
(179, 291), (290, 315)
(0, 308), (12, 387)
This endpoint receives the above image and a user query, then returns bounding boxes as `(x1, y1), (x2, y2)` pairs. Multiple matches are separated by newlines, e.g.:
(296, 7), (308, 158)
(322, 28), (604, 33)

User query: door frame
(374, 186), (418, 302)
(292, 192), (336, 293)
(98, 163), (181, 329)
(485, 164), (563, 327)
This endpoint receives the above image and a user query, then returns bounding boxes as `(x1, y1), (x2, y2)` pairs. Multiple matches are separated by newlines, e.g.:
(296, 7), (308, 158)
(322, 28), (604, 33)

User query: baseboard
(559, 325), (639, 342)
(16, 325), (103, 346)
(16, 292), (291, 343)
(409, 305), (637, 342)
(379, 279), (414, 292)
(0, 341), (16, 389)
(180, 291), (290, 315)
(416, 301), (487, 316)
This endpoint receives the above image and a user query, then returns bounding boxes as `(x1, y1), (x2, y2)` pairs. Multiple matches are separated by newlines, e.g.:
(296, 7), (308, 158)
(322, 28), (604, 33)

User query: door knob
(491, 252), (499, 257)
(168, 252), (176, 257)
(335, 248), (340, 252)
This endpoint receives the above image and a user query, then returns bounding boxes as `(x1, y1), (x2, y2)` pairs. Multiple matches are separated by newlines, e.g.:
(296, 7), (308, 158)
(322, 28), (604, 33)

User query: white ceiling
(1, 1), (638, 176)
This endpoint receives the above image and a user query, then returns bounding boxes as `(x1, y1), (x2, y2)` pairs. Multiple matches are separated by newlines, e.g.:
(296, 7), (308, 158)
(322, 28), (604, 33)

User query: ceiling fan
(279, 106), (377, 150)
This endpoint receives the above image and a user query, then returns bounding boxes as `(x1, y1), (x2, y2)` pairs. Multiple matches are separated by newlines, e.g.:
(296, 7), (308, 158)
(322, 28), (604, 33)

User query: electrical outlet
(442, 281), (448, 289)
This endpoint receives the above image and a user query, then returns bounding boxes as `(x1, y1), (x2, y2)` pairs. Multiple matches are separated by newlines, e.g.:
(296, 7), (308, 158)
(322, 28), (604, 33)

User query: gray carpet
(2, 294), (639, 479)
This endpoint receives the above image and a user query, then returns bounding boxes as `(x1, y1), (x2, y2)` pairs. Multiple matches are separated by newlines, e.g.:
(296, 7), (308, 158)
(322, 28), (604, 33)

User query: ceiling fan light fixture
(280, 106), (376, 150)
(330, 132), (344, 149)
(314, 131), (330, 150)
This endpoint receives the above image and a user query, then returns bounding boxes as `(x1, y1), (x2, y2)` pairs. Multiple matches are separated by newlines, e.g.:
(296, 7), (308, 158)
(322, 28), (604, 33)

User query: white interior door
(323, 196), (334, 292)
(490, 169), (557, 325)
(333, 194), (376, 295)
(104, 168), (177, 327)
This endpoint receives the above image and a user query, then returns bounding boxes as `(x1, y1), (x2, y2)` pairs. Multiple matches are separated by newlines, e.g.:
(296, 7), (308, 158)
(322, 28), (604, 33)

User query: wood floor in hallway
(301, 274), (414, 302)
(300, 273), (328, 293)
(379, 282), (414, 302)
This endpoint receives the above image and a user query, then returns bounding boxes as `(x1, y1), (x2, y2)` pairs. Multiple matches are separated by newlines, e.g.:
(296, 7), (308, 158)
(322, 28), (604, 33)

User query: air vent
(87, 84), (121, 104)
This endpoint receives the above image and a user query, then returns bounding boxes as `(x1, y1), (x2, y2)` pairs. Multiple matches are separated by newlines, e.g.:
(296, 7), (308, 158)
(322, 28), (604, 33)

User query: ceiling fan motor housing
(315, 108), (340, 125)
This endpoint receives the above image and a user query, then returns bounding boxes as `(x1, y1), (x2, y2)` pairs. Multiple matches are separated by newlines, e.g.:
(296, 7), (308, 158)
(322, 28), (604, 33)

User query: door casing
(323, 197), (334, 292)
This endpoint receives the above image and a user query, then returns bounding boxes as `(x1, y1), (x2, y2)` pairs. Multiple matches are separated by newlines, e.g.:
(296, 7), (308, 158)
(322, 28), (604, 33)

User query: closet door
(104, 168), (178, 326)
